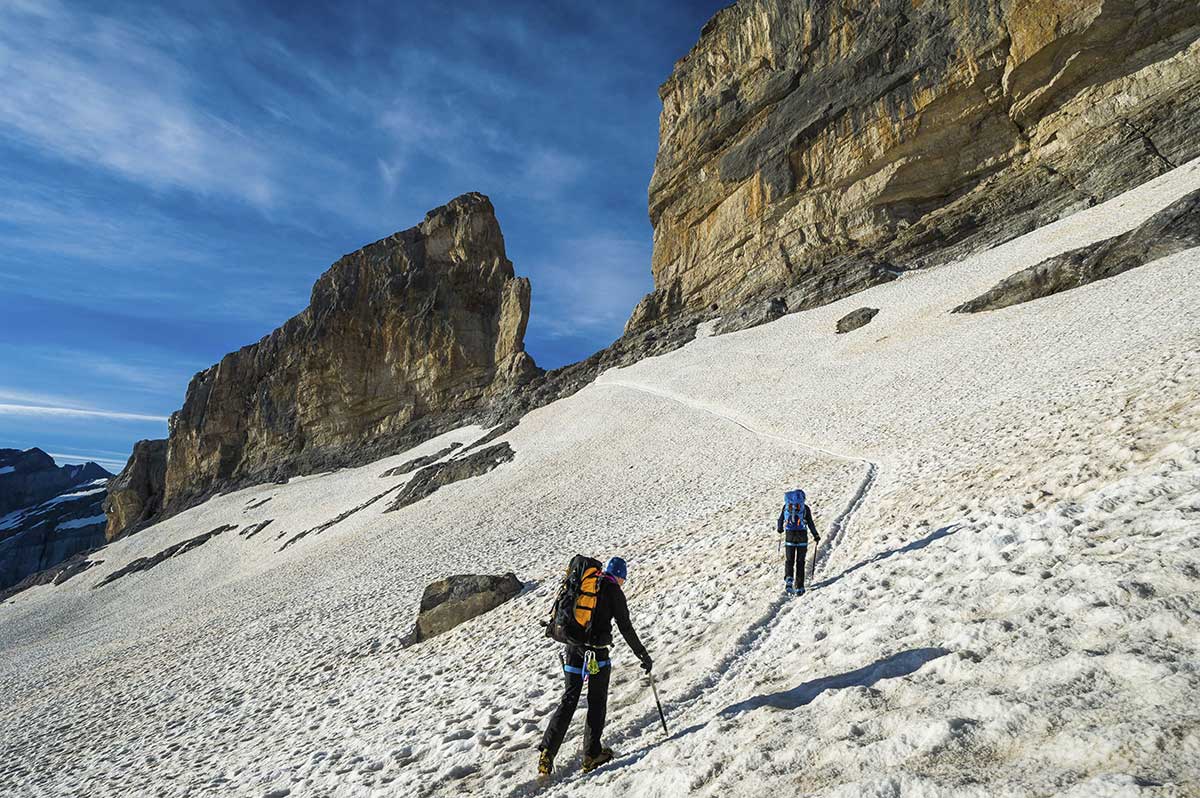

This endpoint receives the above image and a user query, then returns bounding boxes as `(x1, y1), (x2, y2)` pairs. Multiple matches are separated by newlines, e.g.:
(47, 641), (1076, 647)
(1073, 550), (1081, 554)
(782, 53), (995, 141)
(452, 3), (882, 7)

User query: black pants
(784, 542), (808, 587)
(540, 646), (611, 759)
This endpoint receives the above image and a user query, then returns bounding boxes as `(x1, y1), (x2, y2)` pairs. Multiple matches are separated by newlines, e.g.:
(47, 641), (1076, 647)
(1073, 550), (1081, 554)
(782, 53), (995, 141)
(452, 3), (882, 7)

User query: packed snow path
(2, 161), (1199, 798)
(600, 377), (880, 578)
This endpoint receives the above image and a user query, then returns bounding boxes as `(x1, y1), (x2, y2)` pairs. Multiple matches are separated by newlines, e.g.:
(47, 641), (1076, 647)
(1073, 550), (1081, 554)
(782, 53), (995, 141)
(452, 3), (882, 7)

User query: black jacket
(588, 576), (648, 660)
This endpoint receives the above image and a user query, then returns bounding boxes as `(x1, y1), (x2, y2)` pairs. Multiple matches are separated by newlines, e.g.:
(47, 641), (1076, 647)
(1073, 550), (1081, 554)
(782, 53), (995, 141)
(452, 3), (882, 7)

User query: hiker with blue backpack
(778, 489), (820, 595)
(539, 555), (652, 777)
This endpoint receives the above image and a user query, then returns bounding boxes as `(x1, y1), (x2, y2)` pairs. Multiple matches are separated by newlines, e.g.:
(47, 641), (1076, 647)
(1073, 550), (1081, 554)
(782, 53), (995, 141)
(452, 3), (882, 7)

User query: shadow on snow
(810, 522), (962, 592)
(715, 645), (952, 718)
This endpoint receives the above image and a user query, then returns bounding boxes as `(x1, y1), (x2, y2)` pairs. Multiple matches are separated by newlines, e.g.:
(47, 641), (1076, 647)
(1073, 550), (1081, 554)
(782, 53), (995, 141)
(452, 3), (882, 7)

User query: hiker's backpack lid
(785, 488), (806, 505)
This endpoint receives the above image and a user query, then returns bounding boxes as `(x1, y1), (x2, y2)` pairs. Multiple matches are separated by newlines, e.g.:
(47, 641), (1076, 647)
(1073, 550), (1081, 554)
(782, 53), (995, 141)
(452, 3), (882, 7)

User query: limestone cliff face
(103, 439), (167, 542)
(632, 0), (1200, 332)
(158, 193), (535, 514)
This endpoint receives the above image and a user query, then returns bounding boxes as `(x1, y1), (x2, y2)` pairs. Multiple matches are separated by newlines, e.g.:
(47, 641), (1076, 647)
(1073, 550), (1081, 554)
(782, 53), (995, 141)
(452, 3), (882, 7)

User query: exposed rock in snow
(954, 186), (1200, 313)
(379, 443), (462, 478)
(404, 572), (524, 645)
(836, 307), (880, 335)
(386, 442), (516, 512)
(93, 524), (237, 589)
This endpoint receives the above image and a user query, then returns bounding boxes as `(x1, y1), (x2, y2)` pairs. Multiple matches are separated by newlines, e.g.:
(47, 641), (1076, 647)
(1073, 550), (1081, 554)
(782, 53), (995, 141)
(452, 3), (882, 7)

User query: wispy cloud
(0, 404), (168, 422)
(0, 1), (276, 206)
(529, 235), (652, 341)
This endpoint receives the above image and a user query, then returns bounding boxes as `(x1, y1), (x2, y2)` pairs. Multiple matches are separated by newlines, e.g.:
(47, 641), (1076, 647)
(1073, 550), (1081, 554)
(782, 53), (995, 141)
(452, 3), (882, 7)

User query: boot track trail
(506, 377), (880, 795)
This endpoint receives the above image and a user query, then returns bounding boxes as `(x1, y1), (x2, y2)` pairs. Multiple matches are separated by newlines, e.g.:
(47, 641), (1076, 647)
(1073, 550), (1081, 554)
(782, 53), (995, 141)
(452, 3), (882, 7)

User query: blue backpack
(783, 489), (806, 531)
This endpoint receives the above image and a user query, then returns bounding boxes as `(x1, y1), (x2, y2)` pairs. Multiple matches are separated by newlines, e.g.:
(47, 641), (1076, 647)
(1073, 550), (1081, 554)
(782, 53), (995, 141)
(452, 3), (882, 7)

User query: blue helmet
(604, 556), (628, 580)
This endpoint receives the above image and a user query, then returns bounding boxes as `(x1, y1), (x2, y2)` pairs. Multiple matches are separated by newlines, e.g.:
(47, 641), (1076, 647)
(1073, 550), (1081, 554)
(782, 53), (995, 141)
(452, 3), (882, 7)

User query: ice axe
(647, 671), (669, 736)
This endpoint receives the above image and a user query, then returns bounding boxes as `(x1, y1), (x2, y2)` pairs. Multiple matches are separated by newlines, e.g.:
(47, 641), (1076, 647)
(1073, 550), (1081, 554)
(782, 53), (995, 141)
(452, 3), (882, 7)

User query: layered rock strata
(632, 0), (1200, 332)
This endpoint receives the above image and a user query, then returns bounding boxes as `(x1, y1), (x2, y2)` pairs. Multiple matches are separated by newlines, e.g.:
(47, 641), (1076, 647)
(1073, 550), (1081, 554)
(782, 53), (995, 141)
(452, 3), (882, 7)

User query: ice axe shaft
(648, 672), (668, 736)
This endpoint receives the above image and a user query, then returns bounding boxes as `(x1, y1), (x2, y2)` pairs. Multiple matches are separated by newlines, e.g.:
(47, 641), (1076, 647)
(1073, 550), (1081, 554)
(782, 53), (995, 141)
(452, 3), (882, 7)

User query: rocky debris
(837, 308), (881, 334)
(633, 0), (1200, 333)
(386, 443), (515, 513)
(103, 439), (167, 542)
(402, 573), (523, 645)
(386, 441), (513, 511)
(379, 443), (462, 478)
(0, 449), (112, 591)
(955, 187), (1200, 313)
(104, 193), (537, 543)
(94, 524), (237, 589)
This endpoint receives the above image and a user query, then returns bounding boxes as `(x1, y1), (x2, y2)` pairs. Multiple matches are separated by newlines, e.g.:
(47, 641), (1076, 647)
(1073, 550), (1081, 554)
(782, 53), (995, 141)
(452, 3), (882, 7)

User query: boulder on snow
(836, 307), (880, 334)
(404, 572), (523, 645)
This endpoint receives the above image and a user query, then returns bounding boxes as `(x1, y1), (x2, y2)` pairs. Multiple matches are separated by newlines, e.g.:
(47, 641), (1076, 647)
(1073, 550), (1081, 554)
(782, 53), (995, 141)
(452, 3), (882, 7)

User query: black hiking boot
(581, 747), (614, 773)
(537, 749), (553, 778)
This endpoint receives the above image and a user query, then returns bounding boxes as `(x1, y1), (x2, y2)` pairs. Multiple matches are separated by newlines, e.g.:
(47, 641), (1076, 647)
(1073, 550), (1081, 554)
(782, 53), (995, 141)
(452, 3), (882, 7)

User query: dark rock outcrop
(632, 0), (1200, 333)
(836, 307), (881, 334)
(955, 187), (1200, 313)
(103, 193), (538, 541)
(0, 552), (104, 603)
(379, 443), (462, 478)
(386, 443), (515, 512)
(94, 524), (237, 589)
(403, 572), (523, 645)
(103, 439), (167, 542)
(0, 449), (112, 591)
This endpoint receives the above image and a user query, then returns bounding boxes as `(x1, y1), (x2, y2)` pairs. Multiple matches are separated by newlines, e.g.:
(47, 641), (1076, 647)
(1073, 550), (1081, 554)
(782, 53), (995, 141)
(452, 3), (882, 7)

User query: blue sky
(0, 0), (727, 473)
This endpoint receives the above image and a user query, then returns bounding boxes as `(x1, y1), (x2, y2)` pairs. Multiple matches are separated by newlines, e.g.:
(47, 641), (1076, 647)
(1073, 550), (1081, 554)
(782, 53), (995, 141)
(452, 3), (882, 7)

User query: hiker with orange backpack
(539, 556), (652, 776)
(778, 489), (820, 596)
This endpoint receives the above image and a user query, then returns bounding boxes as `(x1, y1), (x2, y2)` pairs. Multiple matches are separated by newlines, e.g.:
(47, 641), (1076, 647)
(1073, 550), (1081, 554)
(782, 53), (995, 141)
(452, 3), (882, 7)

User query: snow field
(1, 158), (1199, 797)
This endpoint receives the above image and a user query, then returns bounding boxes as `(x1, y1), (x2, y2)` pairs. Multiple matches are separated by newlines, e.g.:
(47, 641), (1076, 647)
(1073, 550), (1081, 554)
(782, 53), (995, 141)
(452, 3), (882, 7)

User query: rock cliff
(101, 193), (535, 537)
(631, 0), (1200, 332)
(103, 438), (167, 542)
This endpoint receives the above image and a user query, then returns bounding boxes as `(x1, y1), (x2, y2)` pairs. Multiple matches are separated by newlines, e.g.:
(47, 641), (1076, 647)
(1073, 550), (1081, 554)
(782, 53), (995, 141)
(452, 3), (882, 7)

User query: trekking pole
(647, 672), (669, 736)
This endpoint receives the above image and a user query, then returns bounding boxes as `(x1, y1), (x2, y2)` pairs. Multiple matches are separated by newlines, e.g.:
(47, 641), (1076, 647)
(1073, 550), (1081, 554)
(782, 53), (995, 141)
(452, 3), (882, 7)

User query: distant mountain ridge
(0, 449), (112, 591)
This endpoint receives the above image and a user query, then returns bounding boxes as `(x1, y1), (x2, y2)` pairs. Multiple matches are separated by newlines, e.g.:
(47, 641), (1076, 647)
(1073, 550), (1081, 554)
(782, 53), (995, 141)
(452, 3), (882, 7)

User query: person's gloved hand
(640, 655), (653, 674)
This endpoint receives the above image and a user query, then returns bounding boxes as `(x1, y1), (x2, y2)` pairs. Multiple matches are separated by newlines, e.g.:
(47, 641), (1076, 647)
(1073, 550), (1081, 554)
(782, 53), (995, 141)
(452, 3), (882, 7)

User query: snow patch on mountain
(1, 160), (1199, 797)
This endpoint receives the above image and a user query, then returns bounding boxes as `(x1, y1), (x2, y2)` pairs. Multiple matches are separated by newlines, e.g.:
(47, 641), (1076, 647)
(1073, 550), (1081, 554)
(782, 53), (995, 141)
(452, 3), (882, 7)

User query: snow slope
(2, 161), (1199, 798)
